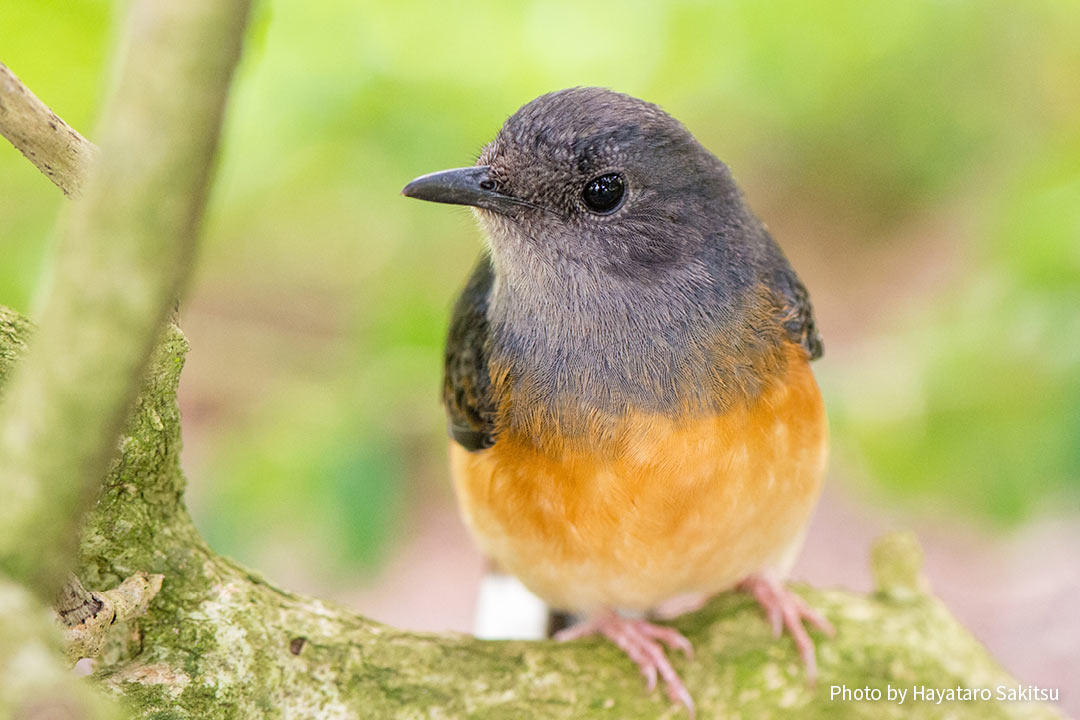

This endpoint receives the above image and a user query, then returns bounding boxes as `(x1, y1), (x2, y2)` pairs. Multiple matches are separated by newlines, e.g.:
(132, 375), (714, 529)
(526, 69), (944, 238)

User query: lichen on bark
(0, 308), (1066, 719)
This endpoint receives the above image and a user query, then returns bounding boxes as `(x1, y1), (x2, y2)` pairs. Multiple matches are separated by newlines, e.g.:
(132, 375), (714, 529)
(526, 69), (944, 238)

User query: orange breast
(449, 344), (828, 613)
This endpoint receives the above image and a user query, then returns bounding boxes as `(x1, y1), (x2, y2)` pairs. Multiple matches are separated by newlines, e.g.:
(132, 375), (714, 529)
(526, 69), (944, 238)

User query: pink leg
(737, 572), (835, 681)
(555, 609), (696, 717)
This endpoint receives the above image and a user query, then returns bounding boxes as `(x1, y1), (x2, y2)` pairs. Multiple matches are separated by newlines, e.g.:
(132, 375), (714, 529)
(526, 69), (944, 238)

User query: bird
(401, 87), (832, 715)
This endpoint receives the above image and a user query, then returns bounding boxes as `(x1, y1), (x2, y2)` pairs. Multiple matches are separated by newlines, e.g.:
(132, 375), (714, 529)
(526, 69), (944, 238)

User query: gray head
(403, 88), (810, 431)
(402, 87), (764, 290)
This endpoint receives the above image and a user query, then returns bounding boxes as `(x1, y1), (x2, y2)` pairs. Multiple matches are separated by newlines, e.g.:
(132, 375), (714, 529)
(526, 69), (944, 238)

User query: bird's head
(403, 87), (749, 284)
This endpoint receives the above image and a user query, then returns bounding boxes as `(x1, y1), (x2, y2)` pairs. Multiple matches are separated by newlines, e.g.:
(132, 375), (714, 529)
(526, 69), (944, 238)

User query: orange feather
(449, 342), (827, 613)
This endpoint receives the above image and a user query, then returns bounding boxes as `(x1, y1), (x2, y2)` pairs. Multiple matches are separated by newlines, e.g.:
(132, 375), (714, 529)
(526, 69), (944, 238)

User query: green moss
(0, 306), (34, 383)
(871, 531), (930, 601)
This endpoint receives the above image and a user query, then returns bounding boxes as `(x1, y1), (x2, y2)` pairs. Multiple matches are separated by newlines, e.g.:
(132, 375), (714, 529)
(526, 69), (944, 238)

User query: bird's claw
(555, 609), (696, 717)
(738, 572), (834, 681)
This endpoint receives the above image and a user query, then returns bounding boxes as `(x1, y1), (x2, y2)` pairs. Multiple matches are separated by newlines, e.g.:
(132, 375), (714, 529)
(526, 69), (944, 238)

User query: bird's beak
(401, 165), (521, 215)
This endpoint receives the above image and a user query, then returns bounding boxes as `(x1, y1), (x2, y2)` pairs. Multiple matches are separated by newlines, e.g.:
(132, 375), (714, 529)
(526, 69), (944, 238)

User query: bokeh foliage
(2, 0), (1077, 574)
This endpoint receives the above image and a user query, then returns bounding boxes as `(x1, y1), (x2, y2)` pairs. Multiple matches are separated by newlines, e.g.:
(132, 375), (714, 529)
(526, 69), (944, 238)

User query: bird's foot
(555, 608), (695, 717)
(737, 572), (834, 680)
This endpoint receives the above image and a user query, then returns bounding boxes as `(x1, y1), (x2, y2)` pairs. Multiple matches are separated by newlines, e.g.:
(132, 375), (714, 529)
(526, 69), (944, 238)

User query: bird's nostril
(479, 179), (496, 191)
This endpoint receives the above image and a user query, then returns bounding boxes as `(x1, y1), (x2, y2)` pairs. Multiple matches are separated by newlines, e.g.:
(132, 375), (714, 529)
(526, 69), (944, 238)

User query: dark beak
(401, 165), (522, 215)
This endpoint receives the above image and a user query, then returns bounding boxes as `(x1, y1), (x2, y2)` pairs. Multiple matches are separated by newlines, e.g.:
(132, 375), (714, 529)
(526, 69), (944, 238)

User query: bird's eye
(582, 173), (625, 213)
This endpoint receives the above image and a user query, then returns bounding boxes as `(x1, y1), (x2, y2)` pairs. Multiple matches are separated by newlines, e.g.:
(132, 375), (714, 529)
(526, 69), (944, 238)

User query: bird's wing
(443, 255), (498, 451)
(773, 268), (823, 361)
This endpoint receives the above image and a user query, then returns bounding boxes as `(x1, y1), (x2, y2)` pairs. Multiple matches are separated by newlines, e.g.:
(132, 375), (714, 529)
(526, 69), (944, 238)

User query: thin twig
(0, 61), (98, 196)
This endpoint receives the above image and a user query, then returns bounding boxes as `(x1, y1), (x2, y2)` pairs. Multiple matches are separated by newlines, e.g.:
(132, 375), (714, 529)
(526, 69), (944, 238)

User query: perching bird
(402, 87), (832, 714)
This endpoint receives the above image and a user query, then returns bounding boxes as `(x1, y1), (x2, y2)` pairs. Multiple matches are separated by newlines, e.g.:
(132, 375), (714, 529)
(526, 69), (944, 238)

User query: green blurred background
(2, 0), (1078, 689)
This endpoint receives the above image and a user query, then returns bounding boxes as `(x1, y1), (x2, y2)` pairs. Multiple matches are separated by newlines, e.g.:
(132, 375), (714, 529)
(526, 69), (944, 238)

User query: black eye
(582, 173), (625, 213)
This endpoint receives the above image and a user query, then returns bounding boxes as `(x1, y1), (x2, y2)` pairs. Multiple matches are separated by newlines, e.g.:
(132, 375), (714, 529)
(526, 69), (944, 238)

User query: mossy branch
(0, 0), (251, 599)
(0, 310), (1063, 719)
(0, 2), (248, 718)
